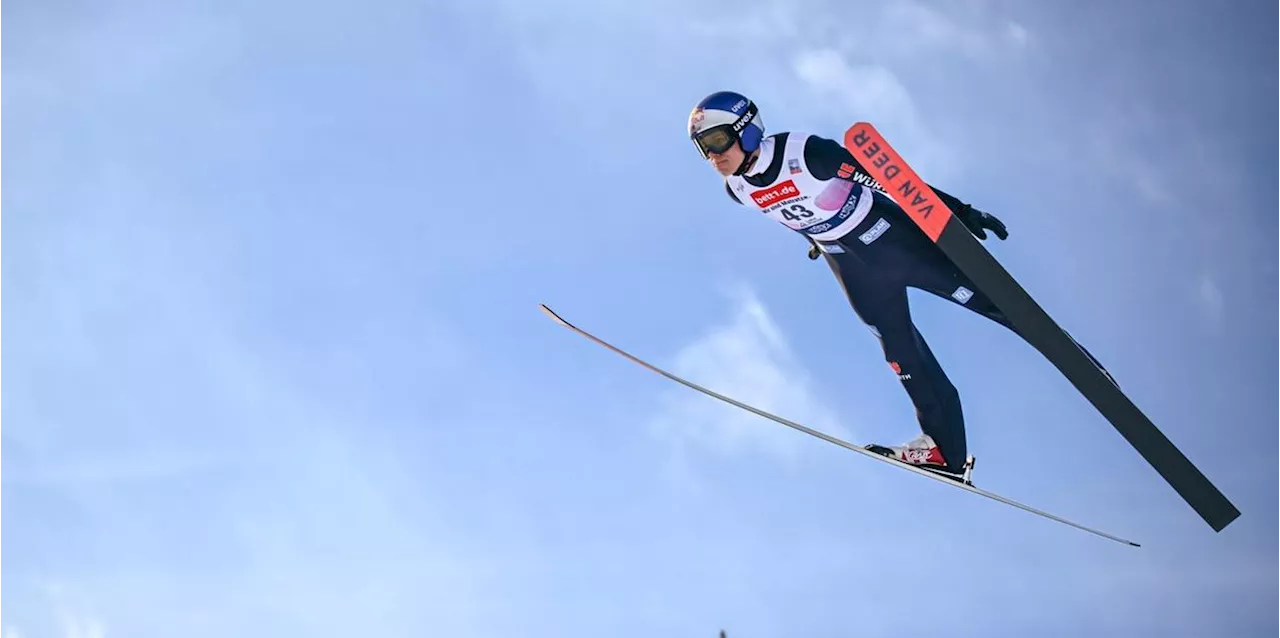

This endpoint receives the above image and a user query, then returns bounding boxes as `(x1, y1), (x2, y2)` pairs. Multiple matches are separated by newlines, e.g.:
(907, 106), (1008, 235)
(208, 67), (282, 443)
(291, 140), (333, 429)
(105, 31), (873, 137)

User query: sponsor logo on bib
(750, 180), (800, 207)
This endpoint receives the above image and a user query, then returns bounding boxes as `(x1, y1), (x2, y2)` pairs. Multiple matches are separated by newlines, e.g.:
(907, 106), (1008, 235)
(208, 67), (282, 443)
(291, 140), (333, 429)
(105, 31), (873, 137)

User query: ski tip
(842, 122), (878, 157)
(538, 303), (572, 328)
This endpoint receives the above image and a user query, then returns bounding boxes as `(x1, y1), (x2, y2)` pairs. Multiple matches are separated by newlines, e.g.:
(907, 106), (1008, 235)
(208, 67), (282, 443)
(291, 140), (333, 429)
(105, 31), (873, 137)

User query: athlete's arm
(803, 135), (1008, 241)
(803, 134), (873, 183)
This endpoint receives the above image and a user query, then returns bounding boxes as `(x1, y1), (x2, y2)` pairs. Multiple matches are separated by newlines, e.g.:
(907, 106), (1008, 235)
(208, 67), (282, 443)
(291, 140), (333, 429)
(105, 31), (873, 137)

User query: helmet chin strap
(732, 149), (759, 176)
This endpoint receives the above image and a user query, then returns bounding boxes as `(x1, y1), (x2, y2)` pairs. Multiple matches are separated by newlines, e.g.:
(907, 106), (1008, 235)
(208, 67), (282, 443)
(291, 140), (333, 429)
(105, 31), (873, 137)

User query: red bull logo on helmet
(688, 108), (705, 134)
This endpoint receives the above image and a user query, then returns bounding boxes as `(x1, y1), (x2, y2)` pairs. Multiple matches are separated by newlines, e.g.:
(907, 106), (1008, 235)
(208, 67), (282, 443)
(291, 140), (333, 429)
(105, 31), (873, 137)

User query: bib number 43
(780, 204), (815, 221)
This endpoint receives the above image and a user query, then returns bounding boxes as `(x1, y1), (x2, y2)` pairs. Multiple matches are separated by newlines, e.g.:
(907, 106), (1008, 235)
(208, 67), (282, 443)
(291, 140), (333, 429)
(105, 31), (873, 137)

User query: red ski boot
(865, 434), (975, 484)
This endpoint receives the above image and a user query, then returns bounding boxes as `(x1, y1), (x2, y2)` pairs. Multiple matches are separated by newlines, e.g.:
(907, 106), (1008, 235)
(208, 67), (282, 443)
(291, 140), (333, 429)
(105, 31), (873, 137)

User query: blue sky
(3, 0), (1276, 636)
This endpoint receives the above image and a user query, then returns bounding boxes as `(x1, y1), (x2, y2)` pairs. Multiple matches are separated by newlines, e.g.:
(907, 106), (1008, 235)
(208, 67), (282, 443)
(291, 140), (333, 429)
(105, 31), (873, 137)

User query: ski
(842, 122), (1240, 532)
(539, 303), (1141, 548)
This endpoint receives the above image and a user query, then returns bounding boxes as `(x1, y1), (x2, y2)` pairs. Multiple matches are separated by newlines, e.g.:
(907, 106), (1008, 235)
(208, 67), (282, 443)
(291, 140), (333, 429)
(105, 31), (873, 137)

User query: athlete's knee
(876, 338), (918, 382)
(878, 340), (948, 386)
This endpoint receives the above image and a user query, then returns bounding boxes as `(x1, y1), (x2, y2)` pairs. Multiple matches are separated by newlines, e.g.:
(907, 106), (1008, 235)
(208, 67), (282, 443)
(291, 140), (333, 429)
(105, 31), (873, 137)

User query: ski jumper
(723, 132), (1017, 472)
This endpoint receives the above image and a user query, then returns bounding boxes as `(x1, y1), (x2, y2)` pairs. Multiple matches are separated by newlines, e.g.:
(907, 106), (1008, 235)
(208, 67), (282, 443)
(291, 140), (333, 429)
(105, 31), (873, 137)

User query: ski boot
(865, 433), (976, 486)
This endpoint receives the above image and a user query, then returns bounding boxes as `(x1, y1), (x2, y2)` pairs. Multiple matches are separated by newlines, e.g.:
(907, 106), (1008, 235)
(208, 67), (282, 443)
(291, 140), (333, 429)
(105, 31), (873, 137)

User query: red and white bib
(727, 133), (873, 242)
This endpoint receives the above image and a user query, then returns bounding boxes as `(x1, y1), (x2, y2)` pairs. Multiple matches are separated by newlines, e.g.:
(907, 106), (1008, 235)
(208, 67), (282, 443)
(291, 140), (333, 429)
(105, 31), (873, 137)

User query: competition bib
(729, 133), (874, 242)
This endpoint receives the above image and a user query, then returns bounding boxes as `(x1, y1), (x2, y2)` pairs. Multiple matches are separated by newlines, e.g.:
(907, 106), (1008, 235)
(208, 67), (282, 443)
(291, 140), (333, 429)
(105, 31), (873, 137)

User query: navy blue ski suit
(725, 133), (1105, 472)
(817, 187), (1011, 471)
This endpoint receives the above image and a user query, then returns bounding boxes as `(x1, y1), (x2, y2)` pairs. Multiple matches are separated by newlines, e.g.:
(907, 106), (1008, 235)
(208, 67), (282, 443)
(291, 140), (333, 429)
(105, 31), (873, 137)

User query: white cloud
(62, 617), (106, 638)
(465, 0), (1034, 182)
(648, 285), (849, 464)
(791, 50), (922, 145)
(882, 1), (992, 58)
(793, 50), (918, 127)
(1006, 21), (1030, 47)
(28, 582), (108, 638)
(790, 49), (954, 174)
(685, 0), (800, 41)
(1197, 272), (1226, 326)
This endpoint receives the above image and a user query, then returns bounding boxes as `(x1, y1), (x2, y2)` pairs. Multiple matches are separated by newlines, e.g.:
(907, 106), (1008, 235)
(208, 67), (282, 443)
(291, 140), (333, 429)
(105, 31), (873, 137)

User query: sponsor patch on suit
(859, 218), (890, 244)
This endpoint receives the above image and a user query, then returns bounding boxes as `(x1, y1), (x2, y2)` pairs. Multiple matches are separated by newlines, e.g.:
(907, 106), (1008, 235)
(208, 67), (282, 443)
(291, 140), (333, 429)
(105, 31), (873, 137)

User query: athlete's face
(707, 142), (746, 176)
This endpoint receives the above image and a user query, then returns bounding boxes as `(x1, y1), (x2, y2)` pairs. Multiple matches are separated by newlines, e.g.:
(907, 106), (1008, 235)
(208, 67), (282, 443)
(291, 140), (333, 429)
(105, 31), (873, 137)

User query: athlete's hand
(808, 244), (821, 260)
(963, 208), (1008, 241)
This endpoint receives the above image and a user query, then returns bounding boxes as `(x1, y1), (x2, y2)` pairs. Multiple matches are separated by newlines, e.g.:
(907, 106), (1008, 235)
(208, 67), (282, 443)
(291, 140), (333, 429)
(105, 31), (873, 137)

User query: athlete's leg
(823, 250), (970, 472)
(904, 244), (1120, 386)
(901, 241), (1021, 334)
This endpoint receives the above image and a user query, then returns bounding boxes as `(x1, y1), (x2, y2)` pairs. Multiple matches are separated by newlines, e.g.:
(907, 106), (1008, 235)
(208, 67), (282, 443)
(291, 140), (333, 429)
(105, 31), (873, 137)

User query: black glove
(808, 244), (821, 260)
(959, 206), (1008, 241)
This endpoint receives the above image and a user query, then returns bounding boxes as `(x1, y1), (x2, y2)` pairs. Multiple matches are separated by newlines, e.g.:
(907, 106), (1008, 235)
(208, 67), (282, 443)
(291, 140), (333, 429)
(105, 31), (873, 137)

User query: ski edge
(538, 303), (1140, 548)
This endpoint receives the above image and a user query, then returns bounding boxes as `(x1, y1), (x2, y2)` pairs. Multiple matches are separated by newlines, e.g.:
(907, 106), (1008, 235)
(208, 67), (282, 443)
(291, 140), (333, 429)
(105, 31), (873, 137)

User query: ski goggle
(691, 102), (758, 158)
(692, 126), (738, 158)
